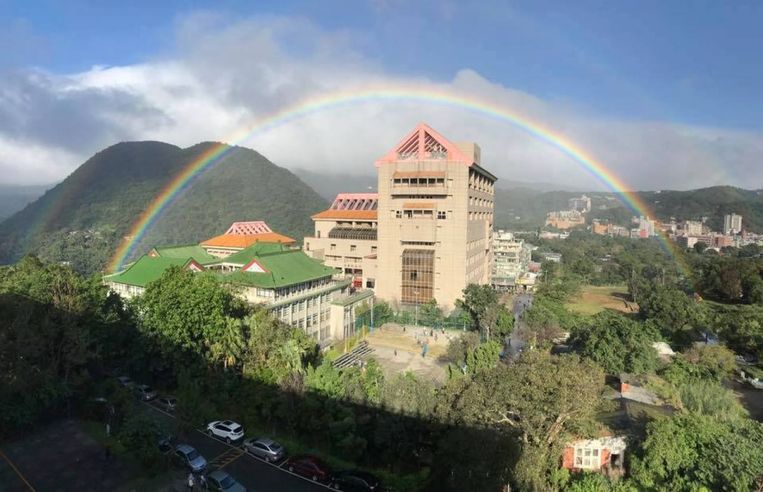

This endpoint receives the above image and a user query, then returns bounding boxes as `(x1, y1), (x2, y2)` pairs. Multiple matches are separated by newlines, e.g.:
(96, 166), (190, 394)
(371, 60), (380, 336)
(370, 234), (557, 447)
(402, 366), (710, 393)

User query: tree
(440, 351), (606, 490)
(419, 299), (444, 327)
(118, 412), (167, 474)
(693, 241), (708, 254)
(210, 317), (244, 370)
(570, 311), (661, 375)
(456, 284), (498, 332)
(638, 284), (706, 347)
(135, 268), (246, 369)
(630, 414), (763, 491)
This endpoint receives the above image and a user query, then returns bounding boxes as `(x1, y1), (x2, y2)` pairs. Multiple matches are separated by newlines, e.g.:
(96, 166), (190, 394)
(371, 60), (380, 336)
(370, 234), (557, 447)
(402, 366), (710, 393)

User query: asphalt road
(143, 402), (332, 492)
(505, 292), (533, 359)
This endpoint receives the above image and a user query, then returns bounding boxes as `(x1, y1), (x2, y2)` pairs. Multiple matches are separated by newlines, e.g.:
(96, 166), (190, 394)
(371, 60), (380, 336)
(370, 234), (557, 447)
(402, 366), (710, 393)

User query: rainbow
(108, 85), (684, 272)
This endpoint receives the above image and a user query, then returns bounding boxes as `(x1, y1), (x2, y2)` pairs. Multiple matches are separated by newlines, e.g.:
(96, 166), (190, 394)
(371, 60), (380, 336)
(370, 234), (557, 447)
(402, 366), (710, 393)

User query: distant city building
(537, 251), (562, 263)
(724, 213), (743, 235)
(545, 210), (586, 229)
(491, 230), (531, 291)
(375, 123), (496, 310)
(568, 195), (592, 213)
(304, 193), (378, 289)
(682, 220), (704, 237)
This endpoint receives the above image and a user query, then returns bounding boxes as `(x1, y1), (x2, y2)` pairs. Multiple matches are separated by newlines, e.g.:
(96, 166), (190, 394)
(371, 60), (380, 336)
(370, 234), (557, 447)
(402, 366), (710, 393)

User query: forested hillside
(0, 142), (327, 274)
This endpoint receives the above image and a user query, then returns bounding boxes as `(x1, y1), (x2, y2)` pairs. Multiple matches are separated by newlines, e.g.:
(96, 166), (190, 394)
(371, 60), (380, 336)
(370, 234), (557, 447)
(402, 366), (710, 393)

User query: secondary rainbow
(108, 85), (680, 272)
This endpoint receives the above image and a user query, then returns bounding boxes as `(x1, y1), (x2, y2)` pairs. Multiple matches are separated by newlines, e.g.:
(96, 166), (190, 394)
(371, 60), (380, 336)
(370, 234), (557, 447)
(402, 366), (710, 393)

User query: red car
(284, 455), (331, 482)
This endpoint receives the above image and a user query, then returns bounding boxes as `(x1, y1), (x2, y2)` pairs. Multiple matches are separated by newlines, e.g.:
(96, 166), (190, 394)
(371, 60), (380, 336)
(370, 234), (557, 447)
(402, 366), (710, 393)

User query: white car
(750, 378), (763, 390)
(206, 420), (244, 443)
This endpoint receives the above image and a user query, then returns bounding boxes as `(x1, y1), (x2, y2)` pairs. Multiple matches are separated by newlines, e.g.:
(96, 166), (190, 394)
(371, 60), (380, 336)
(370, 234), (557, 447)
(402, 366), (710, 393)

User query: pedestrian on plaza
(187, 472), (194, 491)
(200, 473), (208, 490)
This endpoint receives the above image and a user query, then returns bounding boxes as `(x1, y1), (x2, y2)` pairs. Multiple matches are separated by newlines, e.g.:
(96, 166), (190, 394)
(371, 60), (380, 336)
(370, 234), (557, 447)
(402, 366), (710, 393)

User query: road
(143, 402), (331, 492)
(505, 292), (533, 359)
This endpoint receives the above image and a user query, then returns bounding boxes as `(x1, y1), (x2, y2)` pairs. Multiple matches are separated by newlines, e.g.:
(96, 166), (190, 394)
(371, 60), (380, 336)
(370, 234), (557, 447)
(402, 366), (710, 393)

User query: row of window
(469, 211), (493, 221)
(392, 177), (446, 186)
(470, 196), (493, 208)
(468, 170), (494, 194)
(392, 210), (449, 219)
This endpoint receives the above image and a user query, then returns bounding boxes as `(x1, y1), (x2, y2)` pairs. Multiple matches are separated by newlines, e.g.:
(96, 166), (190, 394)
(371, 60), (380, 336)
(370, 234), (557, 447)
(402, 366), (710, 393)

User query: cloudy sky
(1, 0), (762, 190)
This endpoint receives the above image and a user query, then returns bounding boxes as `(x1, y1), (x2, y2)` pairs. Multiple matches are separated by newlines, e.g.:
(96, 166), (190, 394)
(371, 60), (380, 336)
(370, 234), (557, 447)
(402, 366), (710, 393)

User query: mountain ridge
(0, 141), (328, 274)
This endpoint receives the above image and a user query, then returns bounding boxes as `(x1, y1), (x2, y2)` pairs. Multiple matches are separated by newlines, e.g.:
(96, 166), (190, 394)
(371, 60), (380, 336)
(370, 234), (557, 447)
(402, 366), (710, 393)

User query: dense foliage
(0, 142), (327, 274)
(570, 311), (661, 375)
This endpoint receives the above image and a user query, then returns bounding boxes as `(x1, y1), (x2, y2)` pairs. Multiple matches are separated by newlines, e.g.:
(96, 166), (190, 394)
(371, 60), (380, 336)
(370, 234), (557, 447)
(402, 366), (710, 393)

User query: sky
(0, 0), (762, 190)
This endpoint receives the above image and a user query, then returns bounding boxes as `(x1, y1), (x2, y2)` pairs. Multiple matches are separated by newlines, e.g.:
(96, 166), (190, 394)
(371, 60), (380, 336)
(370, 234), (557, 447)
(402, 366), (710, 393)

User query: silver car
(207, 470), (246, 492)
(157, 396), (177, 411)
(174, 444), (207, 472)
(134, 384), (157, 401)
(242, 437), (285, 462)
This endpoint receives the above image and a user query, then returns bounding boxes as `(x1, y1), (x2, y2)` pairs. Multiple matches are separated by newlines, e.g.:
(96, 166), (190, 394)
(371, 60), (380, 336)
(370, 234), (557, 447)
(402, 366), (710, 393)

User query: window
(330, 243), (336, 251)
(317, 231), (321, 238)
(395, 210), (402, 218)
(371, 246), (377, 252)
(350, 244), (357, 252)
(574, 446), (600, 469)
(437, 211), (446, 219)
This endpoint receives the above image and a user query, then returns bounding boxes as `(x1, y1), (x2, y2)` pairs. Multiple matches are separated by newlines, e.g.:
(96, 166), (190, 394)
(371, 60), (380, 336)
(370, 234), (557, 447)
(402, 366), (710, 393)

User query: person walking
(187, 472), (195, 491)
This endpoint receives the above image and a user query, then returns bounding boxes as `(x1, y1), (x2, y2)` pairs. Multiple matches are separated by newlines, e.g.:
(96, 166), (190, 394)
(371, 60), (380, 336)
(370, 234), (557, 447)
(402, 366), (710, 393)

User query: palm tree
(211, 318), (244, 370)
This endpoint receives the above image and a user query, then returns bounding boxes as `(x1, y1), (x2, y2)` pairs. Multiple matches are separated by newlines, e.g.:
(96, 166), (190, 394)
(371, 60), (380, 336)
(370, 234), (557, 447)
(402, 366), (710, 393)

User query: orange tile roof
(403, 202), (435, 209)
(311, 210), (378, 220)
(200, 232), (296, 249)
(393, 171), (446, 178)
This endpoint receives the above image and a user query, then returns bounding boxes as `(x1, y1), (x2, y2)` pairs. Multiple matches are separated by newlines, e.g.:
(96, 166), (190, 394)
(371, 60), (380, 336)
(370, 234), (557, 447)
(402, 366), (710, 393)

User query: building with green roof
(148, 244), (219, 265)
(105, 241), (372, 346)
(103, 255), (205, 298)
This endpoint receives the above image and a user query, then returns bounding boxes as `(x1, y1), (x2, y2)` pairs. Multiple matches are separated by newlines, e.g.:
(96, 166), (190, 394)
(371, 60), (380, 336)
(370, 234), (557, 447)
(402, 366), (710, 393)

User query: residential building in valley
(724, 213), (743, 235)
(491, 230), (531, 291)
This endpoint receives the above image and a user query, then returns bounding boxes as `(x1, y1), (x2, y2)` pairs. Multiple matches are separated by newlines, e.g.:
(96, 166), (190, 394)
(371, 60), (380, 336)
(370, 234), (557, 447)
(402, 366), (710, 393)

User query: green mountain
(293, 168), (378, 201)
(0, 141), (328, 274)
(0, 184), (51, 220)
(493, 185), (763, 232)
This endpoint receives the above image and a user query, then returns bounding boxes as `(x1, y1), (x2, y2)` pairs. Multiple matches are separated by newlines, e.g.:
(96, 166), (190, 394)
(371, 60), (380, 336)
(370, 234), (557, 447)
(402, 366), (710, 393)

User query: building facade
(545, 210), (586, 229)
(724, 213), (743, 235)
(105, 225), (371, 346)
(491, 230), (531, 291)
(374, 123), (496, 310)
(303, 193), (378, 289)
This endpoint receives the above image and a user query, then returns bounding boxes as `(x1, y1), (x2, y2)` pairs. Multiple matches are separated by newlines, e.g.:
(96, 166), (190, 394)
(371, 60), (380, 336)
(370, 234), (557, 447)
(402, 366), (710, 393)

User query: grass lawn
(565, 285), (637, 315)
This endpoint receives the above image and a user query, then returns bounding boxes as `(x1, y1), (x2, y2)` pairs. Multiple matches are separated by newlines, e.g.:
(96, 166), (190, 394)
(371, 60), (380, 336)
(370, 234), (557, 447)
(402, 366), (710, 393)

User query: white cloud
(0, 13), (761, 191)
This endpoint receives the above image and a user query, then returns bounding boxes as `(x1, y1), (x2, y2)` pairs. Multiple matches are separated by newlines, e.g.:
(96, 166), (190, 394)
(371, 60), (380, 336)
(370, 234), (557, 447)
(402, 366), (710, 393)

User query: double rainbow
(108, 85), (679, 272)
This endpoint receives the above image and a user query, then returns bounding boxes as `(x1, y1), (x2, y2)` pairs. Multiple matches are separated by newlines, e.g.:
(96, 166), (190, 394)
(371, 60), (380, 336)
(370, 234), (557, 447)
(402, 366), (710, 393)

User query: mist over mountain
(0, 141), (327, 274)
(0, 184), (52, 220)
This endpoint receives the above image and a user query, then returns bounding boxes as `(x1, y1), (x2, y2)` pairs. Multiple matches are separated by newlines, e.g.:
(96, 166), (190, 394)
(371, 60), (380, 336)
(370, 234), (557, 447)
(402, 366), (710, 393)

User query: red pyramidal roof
(375, 123), (474, 166)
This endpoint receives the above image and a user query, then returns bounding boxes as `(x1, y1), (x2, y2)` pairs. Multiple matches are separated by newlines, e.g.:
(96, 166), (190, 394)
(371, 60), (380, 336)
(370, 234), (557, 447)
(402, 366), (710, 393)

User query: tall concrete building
(724, 213), (743, 235)
(374, 123), (496, 310)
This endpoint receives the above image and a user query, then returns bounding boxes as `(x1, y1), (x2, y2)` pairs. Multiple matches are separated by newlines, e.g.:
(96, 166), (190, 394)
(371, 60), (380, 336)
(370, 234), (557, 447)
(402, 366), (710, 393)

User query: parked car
(134, 384), (157, 401)
(206, 420), (244, 443)
(116, 376), (133, 388)
(157, 396), (177, 412)
(174, 444), (207, 472)
(750, 378), (763, 390)
(242, 437), (285, 462)
(206, 470), (246, 492)
(330, 470), (381, 491)
(284, 455), (331, 482)
(157, 433), (173, 453)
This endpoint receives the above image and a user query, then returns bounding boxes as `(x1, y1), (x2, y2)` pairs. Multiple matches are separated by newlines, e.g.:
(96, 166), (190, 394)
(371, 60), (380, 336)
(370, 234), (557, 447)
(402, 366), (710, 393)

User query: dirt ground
(566, 285), (637, 315)
(364, 323), (456, 384)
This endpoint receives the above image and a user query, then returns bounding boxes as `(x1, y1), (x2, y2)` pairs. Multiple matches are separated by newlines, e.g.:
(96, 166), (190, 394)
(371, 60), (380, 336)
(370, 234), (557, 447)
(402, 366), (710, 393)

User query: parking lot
(144, 401), (332, 492)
